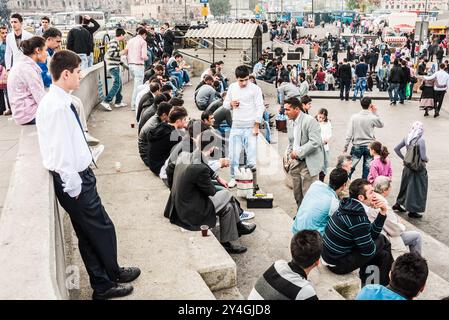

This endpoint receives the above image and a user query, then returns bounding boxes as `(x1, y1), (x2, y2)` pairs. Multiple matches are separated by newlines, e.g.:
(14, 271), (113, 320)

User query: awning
(430, 19), (449, 29)
(184, 23), (262, 39)
(384, 36), (407, 42)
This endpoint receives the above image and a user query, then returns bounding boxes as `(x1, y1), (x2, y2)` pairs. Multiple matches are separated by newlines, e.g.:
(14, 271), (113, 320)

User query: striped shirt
(322, 198), (386, 263)
(106, 39), (121, 70)
(248, 260), (318, 300)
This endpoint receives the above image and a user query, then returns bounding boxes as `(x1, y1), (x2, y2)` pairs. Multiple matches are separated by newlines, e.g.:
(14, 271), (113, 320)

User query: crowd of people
(1, 11), (447, 301)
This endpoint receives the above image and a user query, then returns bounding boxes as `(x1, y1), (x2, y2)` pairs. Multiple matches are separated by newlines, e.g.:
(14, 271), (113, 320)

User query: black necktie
(70, 103), (97, 168)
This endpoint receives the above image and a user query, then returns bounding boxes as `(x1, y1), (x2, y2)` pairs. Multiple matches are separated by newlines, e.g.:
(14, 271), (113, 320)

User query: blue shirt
(38, 48), (55, 88)
(356, 285), (407, 300)
(0, 41), (6, 67)
(355, 63), (368, 78)
(292, 181), (339, 235)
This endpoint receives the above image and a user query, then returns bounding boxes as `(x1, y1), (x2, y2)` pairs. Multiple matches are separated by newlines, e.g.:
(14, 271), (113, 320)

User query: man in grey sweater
(195, 75), (223, 111)
(343, 97), (384, 179)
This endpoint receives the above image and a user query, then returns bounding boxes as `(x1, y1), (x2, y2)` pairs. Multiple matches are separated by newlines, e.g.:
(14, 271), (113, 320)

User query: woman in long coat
(392, 121), (428, 219)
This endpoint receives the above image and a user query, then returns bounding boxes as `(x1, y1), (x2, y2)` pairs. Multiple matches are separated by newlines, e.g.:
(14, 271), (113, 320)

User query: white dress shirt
(36, 85), (92, 198)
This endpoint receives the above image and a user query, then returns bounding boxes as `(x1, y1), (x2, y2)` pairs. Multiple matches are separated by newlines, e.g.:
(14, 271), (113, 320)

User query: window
(158, 6), (160, 13)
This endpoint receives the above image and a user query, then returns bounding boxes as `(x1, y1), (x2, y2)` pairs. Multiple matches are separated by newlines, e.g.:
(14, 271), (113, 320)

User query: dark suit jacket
(164, 151), (217, 231)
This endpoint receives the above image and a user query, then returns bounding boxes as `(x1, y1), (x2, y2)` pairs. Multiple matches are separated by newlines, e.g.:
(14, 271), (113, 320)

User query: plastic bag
(406, 83), (411, 97)
(235, 167), (253, 198)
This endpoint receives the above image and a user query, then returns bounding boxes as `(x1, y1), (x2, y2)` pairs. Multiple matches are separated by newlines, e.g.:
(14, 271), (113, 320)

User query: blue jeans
(104, 67), (122, 104)
(352, 77), (366, 100)
(170, 71), (184, 87)
(88, 53), (93, 68)
(229, 127), (257, 179)
(129, 64), (145, 109)
(263, 111), (271, 143)
(182, 69), (190, 84)
(78, 54), (89, 71)
(350, 145), (372, 179)
(388, 83), (400, 103)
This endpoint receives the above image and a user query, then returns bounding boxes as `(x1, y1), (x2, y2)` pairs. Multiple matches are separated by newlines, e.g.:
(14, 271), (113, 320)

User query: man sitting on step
(248, 230), (321, 300)
(164, 129), (256, 254)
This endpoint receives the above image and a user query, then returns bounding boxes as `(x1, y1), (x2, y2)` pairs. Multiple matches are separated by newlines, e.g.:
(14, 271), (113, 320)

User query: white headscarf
(406, 121), (424, 146)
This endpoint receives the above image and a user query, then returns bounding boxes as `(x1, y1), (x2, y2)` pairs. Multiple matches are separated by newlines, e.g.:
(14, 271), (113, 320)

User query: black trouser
(340, 79), (351, 100)
(52, 168), (120, 292)
(369, 63), (376, 72)
(0, 89), (6, 114)
(434, 91), (446, 114)
(323, 234), (394, 287)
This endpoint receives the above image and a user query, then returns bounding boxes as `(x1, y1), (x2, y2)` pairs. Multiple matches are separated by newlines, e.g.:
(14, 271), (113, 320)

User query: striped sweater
(106, 39), (121, 69)
(248, 260), (318, 300)
(322, 198), (386, 261)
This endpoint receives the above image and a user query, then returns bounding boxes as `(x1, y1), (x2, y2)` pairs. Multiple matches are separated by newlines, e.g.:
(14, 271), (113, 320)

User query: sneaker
(183, 82), (193, 86)
(114, 102), (127, 108)
(228, 179), (236, 188)
(3, 109), (11, 116)
(91, 144), (105, 164)
(100, 101), (112, 111)
(240, 210), (255, 221)
(85, 132), (100, 146)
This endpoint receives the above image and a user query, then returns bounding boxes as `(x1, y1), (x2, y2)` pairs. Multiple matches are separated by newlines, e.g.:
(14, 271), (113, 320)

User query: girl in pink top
(7, 36), (47, 125)
(368, 141), (393, 184)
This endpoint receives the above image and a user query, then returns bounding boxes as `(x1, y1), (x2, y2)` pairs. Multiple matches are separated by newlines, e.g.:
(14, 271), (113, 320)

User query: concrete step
(69, 83), (238, 300)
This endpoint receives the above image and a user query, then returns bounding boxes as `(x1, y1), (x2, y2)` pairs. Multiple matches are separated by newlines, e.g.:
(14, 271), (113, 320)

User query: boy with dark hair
(223, 65), (264, 190)
(36, 50), (140, 300)
(322, 179), (393, 287)
(138, 93), (168, 132)
(139, 102), (173, 166)
(5, 13), (33, 71)
(357, 253), (428, 300)
(248, 230), (322, 300)
(142, 106), (187, 175)
(292, 168), (348, 235)
(100, 28), (127, 111)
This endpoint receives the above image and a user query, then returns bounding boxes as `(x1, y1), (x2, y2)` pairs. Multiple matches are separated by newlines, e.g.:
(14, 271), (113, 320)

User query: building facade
(7, 0), (130, 13)
(380, 0), (449, 11)
(130, 0), (204, 21)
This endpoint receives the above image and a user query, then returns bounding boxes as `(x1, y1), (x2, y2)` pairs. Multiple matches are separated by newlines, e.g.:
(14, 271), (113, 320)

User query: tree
(346, 0), (360, 10)
(0, 0), (11, 25)
(210, 0), (231, 18)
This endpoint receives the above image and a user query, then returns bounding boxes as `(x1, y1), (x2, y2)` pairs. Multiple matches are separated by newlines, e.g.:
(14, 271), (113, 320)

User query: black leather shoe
(221, 242), (247, 254)
(117, 267), (141, 283)
(237, 222), (256, 236)
(92, 284), (133, 300)
(408, 212), (423, 219)
(392, 203), (406, 213)
(434, 112), (440, 118)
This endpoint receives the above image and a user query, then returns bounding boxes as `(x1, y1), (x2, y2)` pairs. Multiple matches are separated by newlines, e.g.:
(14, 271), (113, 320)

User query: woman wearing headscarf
(392, 121), (428, 218)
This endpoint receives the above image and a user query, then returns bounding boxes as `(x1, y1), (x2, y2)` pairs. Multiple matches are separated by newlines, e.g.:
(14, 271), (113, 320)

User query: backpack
(403, 142), (425, 171)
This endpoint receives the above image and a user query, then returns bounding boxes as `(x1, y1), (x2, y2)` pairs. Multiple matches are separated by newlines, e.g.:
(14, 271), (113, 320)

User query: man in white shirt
(424, 63), (449, 118)
(223, 66), (265, 189)
(5, 13), (33, 71)
(35, 50), (140, 300)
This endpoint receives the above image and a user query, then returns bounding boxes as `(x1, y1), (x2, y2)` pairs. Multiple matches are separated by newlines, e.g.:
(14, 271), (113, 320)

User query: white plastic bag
(235, 167), (253, 198)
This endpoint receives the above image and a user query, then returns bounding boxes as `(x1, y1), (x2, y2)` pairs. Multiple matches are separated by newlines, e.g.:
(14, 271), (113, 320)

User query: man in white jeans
(223, 66), (264, 221)
(123, 28), (148, 111)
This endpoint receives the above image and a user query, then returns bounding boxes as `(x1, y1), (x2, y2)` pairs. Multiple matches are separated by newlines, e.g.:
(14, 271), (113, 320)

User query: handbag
(0, 65), (7, 90)
(403, 142), (425, 171)
(410, 76), (418, 84)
